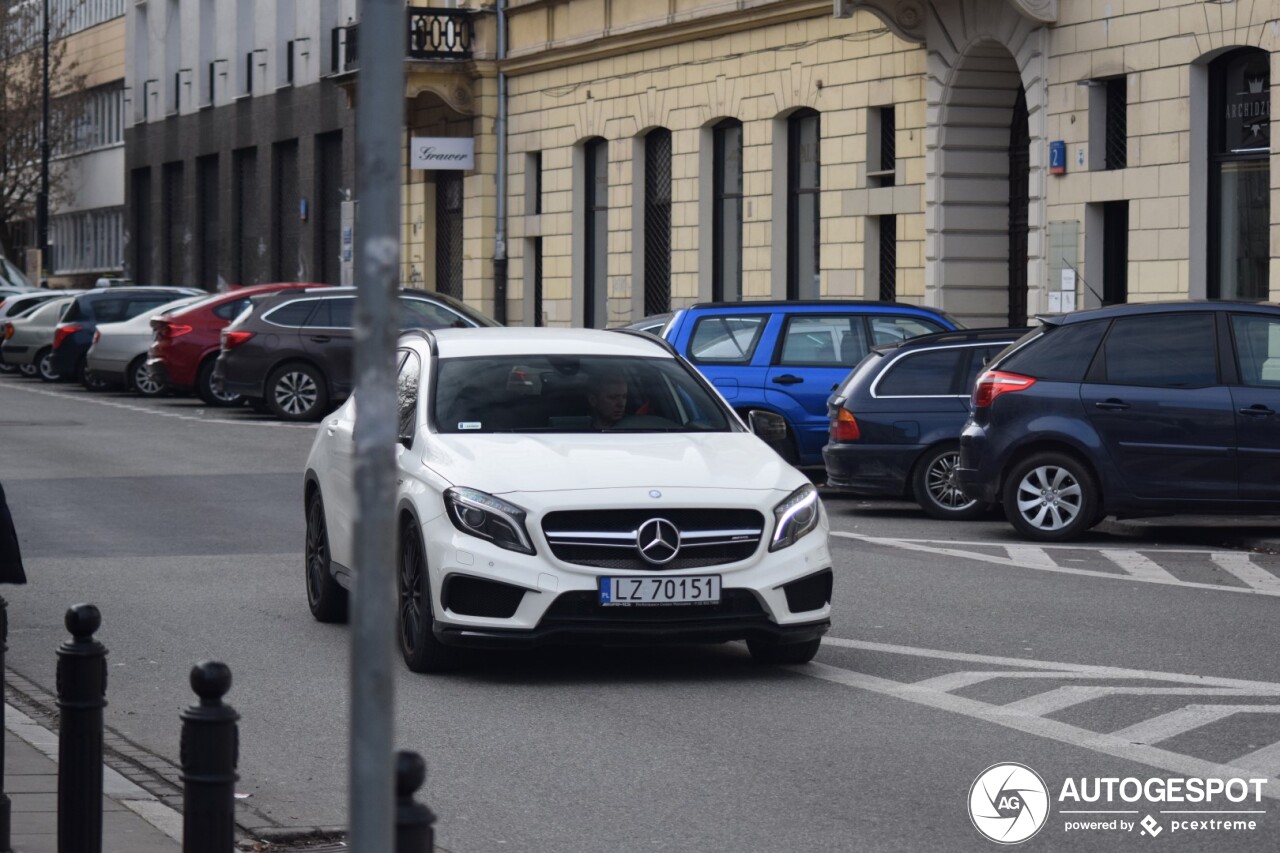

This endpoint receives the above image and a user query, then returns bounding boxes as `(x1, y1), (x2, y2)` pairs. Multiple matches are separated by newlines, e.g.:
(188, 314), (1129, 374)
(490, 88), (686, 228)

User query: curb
(1097, 517), (1280, 554)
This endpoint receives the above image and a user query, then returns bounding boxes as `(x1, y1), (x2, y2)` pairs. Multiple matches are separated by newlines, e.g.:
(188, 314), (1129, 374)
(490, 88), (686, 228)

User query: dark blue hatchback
(959, 301), (1280, 541)
(51, 287), (200, 385)
(661, 301), (961, 466)
(823, 328), (1025, 519)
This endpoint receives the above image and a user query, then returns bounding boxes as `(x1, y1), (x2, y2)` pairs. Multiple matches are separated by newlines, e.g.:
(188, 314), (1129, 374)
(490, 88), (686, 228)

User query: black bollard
(180, 661), (239, 853)
(56, 604), (108, 853)
(394, 751), (436, 853)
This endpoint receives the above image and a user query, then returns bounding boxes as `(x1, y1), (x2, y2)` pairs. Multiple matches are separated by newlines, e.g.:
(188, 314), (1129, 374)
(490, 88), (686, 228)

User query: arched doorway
(1008, 86), (1029, 326)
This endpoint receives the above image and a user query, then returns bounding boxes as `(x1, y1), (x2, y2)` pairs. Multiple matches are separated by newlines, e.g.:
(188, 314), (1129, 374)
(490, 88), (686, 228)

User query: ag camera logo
(969, 763), (1050, 844)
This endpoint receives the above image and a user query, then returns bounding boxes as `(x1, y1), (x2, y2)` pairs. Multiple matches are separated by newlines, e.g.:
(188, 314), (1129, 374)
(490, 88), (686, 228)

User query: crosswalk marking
(806, 638), (1280, 793)
(831, 532), (1280, 598)
(1101, 549), (1180, 582)
(1112, 705), (1280, 746)
(1212, 552), (1280, 593)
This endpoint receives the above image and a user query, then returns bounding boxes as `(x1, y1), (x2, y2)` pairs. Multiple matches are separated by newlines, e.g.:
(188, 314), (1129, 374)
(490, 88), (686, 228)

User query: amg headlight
(444, 487), (535, 555)
(769, 484), (821, 551)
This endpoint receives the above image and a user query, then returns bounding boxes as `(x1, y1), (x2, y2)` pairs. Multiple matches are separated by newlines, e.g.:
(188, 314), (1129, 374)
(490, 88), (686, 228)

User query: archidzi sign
(411, 137), (475, 170)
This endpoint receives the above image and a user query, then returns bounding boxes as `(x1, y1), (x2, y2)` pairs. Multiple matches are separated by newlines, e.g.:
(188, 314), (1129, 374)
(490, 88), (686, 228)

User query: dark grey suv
(213, 287), (499, 421)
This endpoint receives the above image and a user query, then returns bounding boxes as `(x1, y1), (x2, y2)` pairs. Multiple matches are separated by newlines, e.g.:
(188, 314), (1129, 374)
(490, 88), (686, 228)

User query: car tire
(305, 491), (348, 623)
(913, 444), (985, 521)
(35, 348), (59, 382)
(1002, 451), (1100, 542)
(397, 519), (463, 674)
(266, 362), (329, 422)
(81, 364), (110, 391)
(18, 361), (37, 378)
(196, 357), (242, 407)
(130, 356), (166, 396)
(747, 636), (822, 665)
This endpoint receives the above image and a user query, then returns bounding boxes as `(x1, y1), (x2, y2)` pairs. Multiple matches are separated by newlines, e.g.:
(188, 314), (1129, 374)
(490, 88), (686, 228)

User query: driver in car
(586, 373), (629, 429)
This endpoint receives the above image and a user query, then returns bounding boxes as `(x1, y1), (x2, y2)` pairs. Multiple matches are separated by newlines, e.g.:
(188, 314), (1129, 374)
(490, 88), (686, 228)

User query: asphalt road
(3, 375), (1279, 852)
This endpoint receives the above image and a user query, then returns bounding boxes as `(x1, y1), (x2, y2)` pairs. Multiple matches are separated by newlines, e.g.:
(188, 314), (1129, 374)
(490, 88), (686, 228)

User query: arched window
(643, 128), (672, 316)
(787, 109), (820, 301)
(1209, 48), (1270, 301)
(712, 119), (743, 302)
(583, 137), (608, 327)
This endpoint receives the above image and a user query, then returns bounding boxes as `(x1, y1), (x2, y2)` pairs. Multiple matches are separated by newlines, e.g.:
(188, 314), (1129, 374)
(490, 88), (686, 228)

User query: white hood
(422, 432), (801, 495)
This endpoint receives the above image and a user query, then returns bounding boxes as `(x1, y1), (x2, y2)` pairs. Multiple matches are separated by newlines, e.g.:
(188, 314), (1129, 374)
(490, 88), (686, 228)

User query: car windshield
(432, 354), (734, 434)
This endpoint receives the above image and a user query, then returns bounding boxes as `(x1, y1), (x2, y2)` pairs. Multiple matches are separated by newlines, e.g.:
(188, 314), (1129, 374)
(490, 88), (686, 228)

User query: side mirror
(747, 410), (787, 444)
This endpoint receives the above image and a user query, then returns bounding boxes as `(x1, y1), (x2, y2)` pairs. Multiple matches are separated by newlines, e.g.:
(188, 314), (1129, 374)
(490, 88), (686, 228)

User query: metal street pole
(349, 1), (405, 851)
(38, 0), (51, 273)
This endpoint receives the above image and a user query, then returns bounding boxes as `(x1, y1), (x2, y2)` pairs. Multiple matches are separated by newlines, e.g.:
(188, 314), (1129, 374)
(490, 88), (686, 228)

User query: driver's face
(589, 380), (628, 423)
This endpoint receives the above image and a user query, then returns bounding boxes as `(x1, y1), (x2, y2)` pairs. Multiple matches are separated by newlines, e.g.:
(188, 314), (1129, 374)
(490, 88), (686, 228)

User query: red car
(147, 282), (327, 405)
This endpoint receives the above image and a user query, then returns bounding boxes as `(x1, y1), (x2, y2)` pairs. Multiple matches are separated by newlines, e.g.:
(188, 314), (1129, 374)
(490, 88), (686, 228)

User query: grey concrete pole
(349, 1), (406, 851)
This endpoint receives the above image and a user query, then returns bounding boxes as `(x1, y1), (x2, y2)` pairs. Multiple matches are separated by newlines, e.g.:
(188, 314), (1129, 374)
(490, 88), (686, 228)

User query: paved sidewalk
(4, 705), (181, 853)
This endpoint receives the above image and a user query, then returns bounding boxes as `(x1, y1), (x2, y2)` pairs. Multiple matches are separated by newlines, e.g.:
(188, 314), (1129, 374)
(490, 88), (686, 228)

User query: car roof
(1045, 300), (1280, 325)
(412, 327), (673, 359)
(77, 286), (198, 300)
(685, 300), (951, 314)
(872, 326), (1028, 352)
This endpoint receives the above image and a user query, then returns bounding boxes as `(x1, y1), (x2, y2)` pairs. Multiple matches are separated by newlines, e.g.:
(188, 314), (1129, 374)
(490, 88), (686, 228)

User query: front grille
(542, 509), (765, 571)
(541, 589), (765, 624)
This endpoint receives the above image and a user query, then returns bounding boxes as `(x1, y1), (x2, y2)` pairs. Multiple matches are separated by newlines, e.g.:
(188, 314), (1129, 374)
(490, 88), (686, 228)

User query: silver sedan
(84, 294), (209, 394)
(0, 295), (78, 380)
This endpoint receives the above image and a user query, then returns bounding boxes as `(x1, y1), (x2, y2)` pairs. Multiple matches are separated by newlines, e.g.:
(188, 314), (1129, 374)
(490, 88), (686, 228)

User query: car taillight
(53, 324), (82, 350)
(973, 370), (1036, 408)
(222, 330), (254, 349)
(2, 323), (12, 340)
(92, 329), (101, 345)
(162, 322), (193, 338)
(830, 407), (861, 442)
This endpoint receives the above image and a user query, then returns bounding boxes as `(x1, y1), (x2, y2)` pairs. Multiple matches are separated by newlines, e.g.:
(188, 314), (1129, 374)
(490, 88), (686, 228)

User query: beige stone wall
(1045, 0), (1280, 304)
(503, 3), (929, 326)
(66, 17), (126, 90)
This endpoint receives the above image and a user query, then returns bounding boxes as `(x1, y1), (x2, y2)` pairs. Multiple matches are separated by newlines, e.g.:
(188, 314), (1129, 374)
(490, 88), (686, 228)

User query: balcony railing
(330, 8), (473, 74)
(407, 8), (474, 60)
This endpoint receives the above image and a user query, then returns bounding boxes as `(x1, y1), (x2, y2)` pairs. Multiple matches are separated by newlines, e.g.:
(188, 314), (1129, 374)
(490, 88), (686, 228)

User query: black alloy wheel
(305, 492), (348, 623)
(196, 357), (242, 406)
(398, 521), (462, 673)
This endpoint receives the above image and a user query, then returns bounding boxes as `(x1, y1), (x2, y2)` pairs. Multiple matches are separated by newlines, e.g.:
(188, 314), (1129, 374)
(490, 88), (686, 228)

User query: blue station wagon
(661, 301), (961, 466)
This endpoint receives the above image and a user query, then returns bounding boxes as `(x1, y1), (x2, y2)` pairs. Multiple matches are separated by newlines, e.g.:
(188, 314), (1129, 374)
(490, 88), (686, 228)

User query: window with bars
(787, 110), (821, 301)
(643, 128), (672, 317)
(878, 214), (897, 301)
(583, 137), (608, 328)
(1105, 76), (1127, 170)
(868, 106), (895, 188)
(712, 119), (743, 303)
(49, 207), (125, 274)
(436, 171), (464, 300)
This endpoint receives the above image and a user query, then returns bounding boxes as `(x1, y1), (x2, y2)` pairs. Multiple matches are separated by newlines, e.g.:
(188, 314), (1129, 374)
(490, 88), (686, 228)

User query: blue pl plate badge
(599, 577), (611, 604)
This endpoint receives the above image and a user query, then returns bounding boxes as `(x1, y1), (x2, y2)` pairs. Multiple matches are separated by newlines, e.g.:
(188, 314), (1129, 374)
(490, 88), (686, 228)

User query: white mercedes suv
(303, 327), (833, 672)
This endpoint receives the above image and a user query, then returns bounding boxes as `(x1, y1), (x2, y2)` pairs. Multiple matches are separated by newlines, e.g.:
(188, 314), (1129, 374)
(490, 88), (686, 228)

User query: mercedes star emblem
(636, 517), (680, 565)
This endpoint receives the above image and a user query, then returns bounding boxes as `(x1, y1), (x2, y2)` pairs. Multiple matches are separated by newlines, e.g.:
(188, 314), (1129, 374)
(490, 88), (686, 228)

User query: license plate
(599, 575), (721, 606)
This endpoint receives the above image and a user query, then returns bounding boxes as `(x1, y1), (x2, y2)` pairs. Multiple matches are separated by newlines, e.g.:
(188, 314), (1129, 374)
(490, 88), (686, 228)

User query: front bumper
(420, 496), (835, 649)
(0, 344), (30, 365)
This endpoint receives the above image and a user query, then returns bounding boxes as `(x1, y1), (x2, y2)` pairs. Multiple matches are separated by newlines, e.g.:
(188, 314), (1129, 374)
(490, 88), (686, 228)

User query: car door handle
(1094, 399), (1130, 411)
(309, 336), (331, 343)
(1238, 405), (1276, 418)
(772, 375), (804, 385)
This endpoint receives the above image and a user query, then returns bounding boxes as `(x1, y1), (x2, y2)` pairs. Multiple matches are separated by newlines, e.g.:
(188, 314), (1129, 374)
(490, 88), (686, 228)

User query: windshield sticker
(458, 422), (482, 430)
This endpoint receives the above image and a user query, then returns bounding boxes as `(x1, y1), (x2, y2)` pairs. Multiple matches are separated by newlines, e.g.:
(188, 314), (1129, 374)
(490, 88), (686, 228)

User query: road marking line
(1005, 545), (1058, 567)
(911, 671), (1107, 693)
(831, 531), (1280, 598)
(1232, 741), (1280, 778)
(1211, 552), (1280, 592)
(1101, 549), (1181, 582)
(819, 636), (1280, 691)
(0, 381), (313, 428)
(791, 662), (1280, 798)
(864, 538), (1222, 555)
(1001, 686), (1280, 717)
(1111, 705), (1280, 745)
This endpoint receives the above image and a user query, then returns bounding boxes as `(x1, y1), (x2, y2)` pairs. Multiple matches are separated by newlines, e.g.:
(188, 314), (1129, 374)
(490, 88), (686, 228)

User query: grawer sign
(410, 137), (475, 170)
(968, 763), (1269, 844)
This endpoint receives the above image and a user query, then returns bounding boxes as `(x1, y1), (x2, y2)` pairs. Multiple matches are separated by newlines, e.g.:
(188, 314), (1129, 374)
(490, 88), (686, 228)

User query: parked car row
(1, 282), (502, 425)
